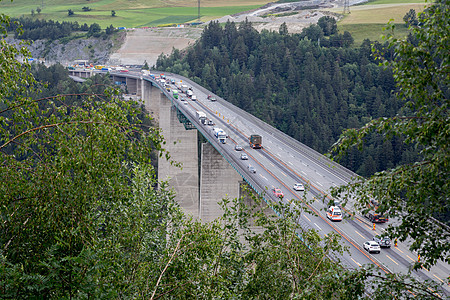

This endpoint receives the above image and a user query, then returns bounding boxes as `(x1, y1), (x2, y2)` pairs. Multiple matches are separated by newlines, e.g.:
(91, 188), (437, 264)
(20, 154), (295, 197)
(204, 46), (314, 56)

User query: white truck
(196, 111), (207, 124)
(213, 127), (227, 144)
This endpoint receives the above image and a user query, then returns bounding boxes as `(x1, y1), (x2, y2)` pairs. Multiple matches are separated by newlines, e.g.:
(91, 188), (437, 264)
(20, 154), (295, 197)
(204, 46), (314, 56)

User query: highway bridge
(70, 68), (450, 296)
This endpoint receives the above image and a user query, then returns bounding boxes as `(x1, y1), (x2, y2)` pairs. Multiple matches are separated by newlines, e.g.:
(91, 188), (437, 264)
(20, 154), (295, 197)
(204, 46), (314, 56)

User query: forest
(7, 17), (116, 40)
(155, 18), (419, 177)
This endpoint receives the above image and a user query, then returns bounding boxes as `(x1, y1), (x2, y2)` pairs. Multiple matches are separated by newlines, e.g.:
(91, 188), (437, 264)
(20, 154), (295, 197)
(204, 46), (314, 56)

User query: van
(327, 206), (342, 221)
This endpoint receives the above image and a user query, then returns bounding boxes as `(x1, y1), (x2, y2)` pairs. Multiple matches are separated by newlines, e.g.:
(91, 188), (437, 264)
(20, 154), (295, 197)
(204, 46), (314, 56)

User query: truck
(179, 84), (189, 93)
(213, 128), (227, 144)
(187, 90), (193, 98)
(249, 134), (262, 149)
(172, 90), (179, 99)
(196, 111), (207, 124)
(365, 199), (389, 223)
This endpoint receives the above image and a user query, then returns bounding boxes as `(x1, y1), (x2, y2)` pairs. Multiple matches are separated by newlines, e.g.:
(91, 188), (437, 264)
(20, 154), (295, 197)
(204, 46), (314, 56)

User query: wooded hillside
(156, 19), (419, 177)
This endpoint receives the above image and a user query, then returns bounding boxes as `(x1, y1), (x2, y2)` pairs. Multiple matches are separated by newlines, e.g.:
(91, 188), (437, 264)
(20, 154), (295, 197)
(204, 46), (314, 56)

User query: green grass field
(329, 0), (428, 44)
(0, 0), (271, 28)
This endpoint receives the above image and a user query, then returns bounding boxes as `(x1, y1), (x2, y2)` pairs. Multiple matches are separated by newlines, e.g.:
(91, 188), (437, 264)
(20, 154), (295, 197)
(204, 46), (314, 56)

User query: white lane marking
(316, 182), (323, 186)
(332, 183), (338, 187)
(314, 223), (322, 231)
(406, 255), (414, 261)
(288, 162), (294, 166)
(269, 140), (273, 143)
(270, 163), (275, 167)
(355, 231), (365, 239)
(351, 258), (362, 267)
(433, 274), (444, 283)
(259, 174), (268, 181)
(302, 163), (307, 166)
(259, 153), (264, 158)
(386, 255), (399, 265)
(304, 215), (311, 222)
(301, 171), (307, 175)
(290, 154), (294, 158)
(277, 153), (282, 157)
(281, 171), (287, 177)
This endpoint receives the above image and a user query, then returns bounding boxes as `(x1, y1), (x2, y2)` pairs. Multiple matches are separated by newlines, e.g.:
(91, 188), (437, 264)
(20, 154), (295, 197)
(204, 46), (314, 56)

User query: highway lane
(115, 71), (449, 296)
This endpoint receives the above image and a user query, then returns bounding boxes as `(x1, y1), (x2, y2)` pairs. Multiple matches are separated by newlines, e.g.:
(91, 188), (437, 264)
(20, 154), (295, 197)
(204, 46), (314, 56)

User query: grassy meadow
(0, 0), (271, 28)
(330, 0), (429, 44)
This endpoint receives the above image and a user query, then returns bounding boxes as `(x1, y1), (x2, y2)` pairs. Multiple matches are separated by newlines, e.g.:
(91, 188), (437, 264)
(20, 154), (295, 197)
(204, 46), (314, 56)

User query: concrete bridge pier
(199, 143), (243, 222)
(157, 94), (199, 217)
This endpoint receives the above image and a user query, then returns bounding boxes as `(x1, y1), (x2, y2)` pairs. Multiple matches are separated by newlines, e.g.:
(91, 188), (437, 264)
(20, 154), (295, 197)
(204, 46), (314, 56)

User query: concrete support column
(158, 96), (199, 217)
(199, 143), (243, 222)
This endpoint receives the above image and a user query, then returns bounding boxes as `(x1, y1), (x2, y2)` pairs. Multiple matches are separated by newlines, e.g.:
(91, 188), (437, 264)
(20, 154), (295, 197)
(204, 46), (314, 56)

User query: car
(247, 165), (256, 173)
(191, 95), (197, 101)
(207, 119), (215, 126)
(235, 145), (243, 151)
(363, 241), (381, 254)
(293, 183), (304, 191)
(373, 235), (391, 248)
(272, 188), (284, 198)
(207, 95), (217, 101)
(180, 97), (186, 101)
(240, 153), (248, 160)
(326, 206), (342, 221)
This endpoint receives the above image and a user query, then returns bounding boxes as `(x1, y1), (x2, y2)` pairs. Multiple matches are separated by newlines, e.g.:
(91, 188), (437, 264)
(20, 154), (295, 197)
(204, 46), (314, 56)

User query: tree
(31, 9), (35, 16)
(403, 8), (418, 27)
(317, 16), (337, 36)
(142, 60), (149, 70)
(105, 24), (115, 35)
(88, 22), (101, 36)
(279, 22), (288, 35)
(330, 0), (450, 268)
(36, 7), (41, 14)
(111, 10), (116, 17)
(82, 6), (91, 12)
(67, 9), (74, 16)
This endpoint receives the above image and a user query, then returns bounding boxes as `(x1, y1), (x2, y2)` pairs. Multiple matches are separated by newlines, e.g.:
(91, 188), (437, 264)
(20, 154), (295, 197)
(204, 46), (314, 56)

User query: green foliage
(330, 0), (449, 268)
(67, 9), (74, 16)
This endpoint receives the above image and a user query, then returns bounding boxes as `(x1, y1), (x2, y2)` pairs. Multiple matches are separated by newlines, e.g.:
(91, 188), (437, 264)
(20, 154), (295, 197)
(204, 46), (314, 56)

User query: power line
(343, 0), (350, 14)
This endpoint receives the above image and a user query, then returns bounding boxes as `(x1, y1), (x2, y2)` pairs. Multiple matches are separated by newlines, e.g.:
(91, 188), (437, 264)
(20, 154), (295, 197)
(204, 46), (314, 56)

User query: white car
(191, 95), (197, 101)
(293, 183), (304, 191)
(363, 241), (381, 254)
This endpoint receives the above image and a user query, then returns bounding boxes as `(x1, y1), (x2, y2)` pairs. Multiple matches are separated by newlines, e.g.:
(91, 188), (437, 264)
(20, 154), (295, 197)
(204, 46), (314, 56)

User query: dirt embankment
(108, 1), (346, 67)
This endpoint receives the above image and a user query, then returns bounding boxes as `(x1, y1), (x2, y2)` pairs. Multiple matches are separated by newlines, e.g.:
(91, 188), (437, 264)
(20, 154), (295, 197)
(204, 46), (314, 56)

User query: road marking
(355, 231), (365, 239)
(301, 171), (307, 175)
(386, 255), (399, 265)
(304, 215), (311, 222)
(302, 162), (307, 166)
(259, 174), (268, 181)
(421, 266), (429, 272)
(332, 183), (338, 187)
(290, 154), (294, 158)
(259, 153), (264, 158)
(316, 182), (323, 186)
(270, 163), (275, 167)
(314, 223), (322, 231)
(281, 171), (287, 177)
(288, 162), (294, 166)
(406, 255), (414, 261)
(433, 274), (444, 283)
(395, 247), (404, 254)
(351, 258), (362, 267)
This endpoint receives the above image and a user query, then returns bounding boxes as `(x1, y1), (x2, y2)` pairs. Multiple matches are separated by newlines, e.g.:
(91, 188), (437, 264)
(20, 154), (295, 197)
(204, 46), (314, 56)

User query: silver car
(240, 153), (248, 160)
(247, 165), (256, 173)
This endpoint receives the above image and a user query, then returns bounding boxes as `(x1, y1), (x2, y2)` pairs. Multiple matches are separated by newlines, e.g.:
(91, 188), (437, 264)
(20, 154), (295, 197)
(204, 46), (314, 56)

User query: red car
(272, 188), (284, 198)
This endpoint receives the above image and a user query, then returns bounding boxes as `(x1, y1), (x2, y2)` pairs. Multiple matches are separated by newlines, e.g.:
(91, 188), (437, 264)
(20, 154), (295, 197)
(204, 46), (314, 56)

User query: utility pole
(343, 0), (350, 14)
